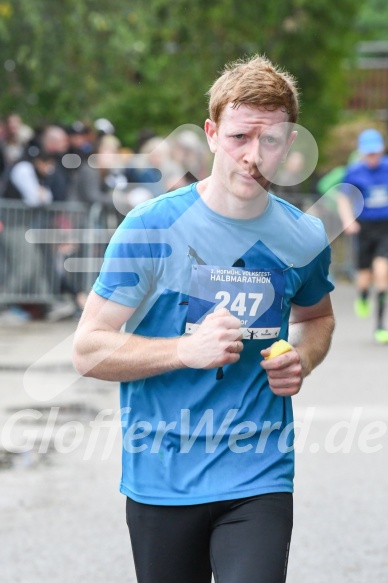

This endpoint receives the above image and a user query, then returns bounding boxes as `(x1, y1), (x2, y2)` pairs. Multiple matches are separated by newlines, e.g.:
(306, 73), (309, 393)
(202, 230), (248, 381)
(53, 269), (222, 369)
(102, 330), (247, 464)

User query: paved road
(0, 282), (387, 582)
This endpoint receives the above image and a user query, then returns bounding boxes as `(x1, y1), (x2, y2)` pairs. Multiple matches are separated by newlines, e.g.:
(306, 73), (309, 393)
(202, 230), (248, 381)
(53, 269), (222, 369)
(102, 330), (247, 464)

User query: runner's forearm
(337, 193), (356, 227)
(288, 314), (335, 377)
(73, 330), (185, 382)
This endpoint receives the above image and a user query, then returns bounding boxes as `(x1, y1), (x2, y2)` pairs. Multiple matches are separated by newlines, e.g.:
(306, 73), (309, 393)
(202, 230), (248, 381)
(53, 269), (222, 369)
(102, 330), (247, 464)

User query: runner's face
(205, 104), (295, 201)
(364, 152), (383, 169)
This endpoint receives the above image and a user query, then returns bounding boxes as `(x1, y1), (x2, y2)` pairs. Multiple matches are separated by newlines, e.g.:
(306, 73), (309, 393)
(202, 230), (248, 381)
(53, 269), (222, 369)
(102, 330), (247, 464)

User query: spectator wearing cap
(338, 128), (388, 343)
(94, 118), (115, 137)
(68, 121), (95, 159)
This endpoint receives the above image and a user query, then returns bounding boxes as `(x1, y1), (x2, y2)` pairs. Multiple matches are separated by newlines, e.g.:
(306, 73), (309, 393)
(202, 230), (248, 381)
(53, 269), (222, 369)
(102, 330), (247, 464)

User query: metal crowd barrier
(0, 200), (121, 306)
(0, 194), (354, 308)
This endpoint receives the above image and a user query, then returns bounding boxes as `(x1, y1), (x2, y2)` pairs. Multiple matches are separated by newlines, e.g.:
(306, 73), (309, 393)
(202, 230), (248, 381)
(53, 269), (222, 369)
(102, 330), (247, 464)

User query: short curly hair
(207, 55), (299, 125)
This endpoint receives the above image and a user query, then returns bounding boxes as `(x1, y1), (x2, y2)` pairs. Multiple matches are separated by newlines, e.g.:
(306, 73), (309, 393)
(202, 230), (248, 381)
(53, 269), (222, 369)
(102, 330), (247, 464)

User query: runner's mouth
(238, 173), (262, 181)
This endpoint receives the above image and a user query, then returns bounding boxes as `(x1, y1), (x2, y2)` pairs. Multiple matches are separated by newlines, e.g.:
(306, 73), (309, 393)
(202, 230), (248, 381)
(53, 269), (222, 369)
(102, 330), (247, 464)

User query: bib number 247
(214, 291), (263, 317)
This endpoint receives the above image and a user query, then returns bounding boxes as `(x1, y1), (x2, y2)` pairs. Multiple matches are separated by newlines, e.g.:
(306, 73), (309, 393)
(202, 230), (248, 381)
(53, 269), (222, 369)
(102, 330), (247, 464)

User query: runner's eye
(262, 136), (277, 144)
(234, 134), (245, 140)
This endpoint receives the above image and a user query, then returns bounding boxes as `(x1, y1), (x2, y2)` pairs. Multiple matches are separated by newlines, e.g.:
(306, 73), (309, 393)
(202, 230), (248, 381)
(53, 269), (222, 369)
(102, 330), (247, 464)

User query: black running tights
(126, 492), (293, 583)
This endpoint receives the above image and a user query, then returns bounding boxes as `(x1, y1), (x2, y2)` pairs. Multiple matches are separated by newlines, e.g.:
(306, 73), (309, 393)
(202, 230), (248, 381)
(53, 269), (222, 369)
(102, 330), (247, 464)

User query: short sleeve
(291, 243), (335, 307)
(340, 166), (360, 197)
(93, 209), (154, 307)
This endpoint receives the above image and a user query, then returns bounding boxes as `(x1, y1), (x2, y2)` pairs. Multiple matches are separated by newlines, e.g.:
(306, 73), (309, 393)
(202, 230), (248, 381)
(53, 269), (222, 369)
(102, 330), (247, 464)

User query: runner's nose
(243, 139), (262, 170)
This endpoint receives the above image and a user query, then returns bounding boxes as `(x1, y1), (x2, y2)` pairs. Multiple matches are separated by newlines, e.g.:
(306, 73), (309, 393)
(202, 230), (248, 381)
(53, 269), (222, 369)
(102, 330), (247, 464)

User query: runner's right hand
(177, 308), (243, 370)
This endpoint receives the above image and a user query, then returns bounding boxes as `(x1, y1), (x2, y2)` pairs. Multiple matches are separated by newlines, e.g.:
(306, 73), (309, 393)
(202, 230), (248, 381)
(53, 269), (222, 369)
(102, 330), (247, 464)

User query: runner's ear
(204, 119), (218, 154)
(282, 130), (298, 162)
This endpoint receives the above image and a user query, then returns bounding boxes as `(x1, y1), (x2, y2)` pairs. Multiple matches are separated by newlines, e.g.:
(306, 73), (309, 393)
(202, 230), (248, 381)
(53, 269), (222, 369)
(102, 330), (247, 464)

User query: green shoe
(354, 297), (371, 319)
(374, 329), (388, 344)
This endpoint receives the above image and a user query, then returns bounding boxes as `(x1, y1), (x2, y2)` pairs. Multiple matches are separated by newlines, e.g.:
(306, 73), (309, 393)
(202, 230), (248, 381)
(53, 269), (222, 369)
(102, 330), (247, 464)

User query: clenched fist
(177, 308), (243, 370)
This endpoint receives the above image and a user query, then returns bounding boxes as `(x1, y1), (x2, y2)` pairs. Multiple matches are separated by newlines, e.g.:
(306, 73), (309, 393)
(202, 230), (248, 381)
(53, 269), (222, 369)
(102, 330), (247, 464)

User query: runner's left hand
(260, 347), (303, 396)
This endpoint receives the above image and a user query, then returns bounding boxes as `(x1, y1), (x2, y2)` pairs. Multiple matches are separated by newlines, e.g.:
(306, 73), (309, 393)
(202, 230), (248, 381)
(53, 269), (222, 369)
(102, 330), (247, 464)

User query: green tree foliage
(0, 0), (361, 147)
(356, 0), (388, 39)
(0, 0), (138, 124)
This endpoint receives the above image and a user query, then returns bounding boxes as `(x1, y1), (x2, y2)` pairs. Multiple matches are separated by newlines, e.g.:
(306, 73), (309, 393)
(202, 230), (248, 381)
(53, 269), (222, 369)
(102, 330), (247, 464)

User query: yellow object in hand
(265, 339), (293, 360)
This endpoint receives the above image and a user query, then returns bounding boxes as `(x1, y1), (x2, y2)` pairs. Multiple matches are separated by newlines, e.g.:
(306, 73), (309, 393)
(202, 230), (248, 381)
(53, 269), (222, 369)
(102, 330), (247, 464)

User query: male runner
(338, 128), (388, 343)
(73, 55), (335, 583)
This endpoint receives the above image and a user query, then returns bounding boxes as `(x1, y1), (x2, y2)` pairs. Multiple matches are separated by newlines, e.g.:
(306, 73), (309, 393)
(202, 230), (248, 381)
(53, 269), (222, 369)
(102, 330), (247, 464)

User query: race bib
(185, 265), (285, 339)
(365, 185), (388, 208)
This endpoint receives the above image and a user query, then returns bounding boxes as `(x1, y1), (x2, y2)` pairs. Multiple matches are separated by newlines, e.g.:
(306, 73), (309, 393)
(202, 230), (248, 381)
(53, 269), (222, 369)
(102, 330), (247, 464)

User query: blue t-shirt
(342, 157), (388, 221)
(93, 183), (334, 505)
